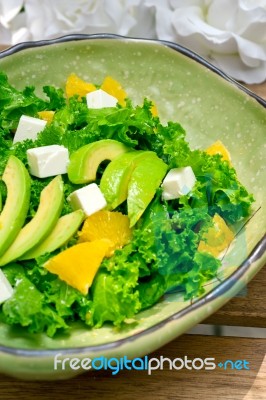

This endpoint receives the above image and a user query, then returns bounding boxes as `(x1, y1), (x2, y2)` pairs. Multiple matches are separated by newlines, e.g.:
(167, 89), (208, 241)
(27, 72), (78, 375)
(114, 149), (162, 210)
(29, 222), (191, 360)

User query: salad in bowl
(0, 70), (254, 337)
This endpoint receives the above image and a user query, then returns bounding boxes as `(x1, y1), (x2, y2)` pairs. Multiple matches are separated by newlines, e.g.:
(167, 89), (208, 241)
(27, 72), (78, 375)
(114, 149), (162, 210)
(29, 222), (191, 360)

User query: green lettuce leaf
(1, 261), (92, 337)
(86, 269), (140, 328)
(0, 71), (65, 132)
(178, 151), (254, 224)
(2, 264), (68, 336)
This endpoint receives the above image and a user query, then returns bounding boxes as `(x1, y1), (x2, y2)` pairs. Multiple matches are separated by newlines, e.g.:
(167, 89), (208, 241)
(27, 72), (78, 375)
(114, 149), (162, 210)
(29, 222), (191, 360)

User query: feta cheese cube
(0, 269), (13, 304)
(161, 166), (196, 200)
(86, 89), (118, 109)
(67, 183), (107, 217)
(27, 145), (69, 178)
(13, 115), (47, 144)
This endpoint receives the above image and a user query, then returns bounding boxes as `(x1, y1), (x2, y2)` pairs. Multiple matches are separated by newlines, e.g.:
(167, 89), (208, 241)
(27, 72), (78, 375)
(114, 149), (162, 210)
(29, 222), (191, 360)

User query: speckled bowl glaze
(0, 34), (265, 380)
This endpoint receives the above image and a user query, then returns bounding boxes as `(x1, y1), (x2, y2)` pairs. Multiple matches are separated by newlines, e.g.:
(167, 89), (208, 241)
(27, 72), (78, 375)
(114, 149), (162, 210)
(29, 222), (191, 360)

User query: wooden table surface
(0, 45), (265, 400)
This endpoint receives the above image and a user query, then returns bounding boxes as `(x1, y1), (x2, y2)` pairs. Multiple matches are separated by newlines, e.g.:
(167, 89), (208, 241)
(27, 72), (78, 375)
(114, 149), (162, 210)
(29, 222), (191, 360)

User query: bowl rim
(0, 33), (265, 357)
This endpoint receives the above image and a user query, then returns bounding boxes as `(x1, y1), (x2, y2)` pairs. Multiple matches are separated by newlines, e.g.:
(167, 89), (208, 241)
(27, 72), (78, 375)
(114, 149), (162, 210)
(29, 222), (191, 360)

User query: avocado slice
(20, 209), (85, 260)
(127, 157), (168, 227)
(0, 175), (64, 266)
(100, 151), (159, 210)
(0, 156), (31, 257)
(68, 139), (130, 184)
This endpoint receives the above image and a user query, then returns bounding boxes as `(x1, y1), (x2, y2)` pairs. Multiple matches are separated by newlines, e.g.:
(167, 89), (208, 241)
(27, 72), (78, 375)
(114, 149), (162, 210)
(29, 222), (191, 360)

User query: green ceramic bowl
(0, 34), (265, 380)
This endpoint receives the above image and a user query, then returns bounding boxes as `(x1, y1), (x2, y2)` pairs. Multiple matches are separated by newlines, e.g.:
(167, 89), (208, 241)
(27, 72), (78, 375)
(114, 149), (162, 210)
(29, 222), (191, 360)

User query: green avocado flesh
(20, 209), (85, 260)
(0, 175), (64, 266)
(68, 139), (130, 184)
(100, 151), (160, 210)
(0, 155), (31, 257)
(127, 157), (168, 227)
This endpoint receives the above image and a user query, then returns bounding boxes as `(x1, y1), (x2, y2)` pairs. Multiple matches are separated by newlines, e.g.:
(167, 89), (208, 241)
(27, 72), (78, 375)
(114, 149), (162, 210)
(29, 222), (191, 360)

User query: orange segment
(101, 76), (127, 106)
(151, 102), (158, 117)
(38, 111), (55, 123)
(66, 73), (96, 100)
(205, 140), (231, 163)
(44, 240), (110, 295)
(198, 214), (234, 257)
(79, 210), (132, 256)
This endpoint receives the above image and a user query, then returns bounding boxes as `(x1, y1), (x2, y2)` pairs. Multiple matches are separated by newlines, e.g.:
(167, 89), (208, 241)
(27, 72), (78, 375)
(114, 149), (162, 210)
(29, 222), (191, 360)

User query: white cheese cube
(86, 89), (118, 109)
(13, 115), (47, 144)
(68, 183), (107, 217)
(0, 269), (13, 304)
(161, 166), (196, 200)
(27, 145), (69, 178)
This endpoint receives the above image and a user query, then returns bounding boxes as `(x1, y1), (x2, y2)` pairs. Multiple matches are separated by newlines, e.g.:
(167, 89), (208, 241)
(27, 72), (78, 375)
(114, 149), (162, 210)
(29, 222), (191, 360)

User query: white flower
(23, 0), (148, 40)
(23, 0), (129, 39)
(0, 0), (23, 28)
(168, 0), (266, 83)
(125, 0), (173, 39)
(23, 0), (165, 40)
(0, 0), (28, 45)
